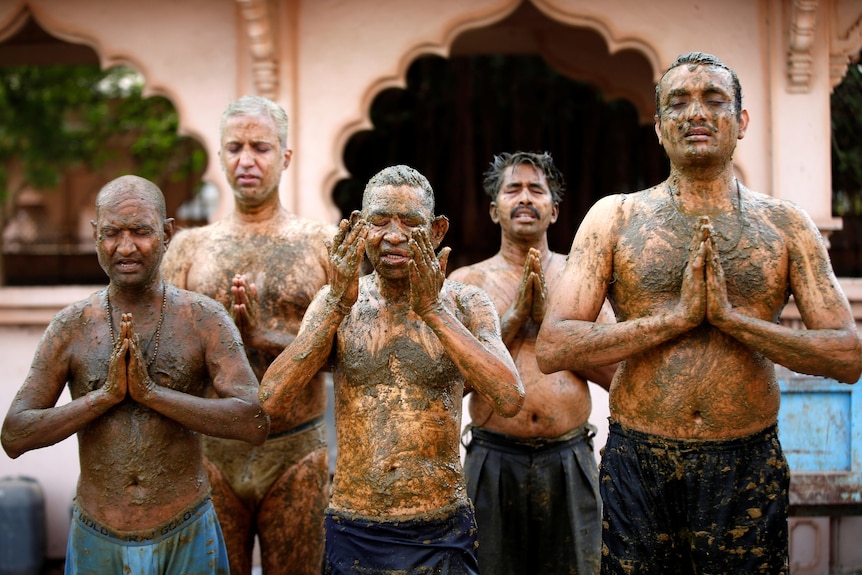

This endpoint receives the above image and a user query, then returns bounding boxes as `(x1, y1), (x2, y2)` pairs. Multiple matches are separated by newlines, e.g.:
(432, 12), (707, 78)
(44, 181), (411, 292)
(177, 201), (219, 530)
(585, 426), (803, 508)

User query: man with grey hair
(162, 96), (336, 575)
(537, 51), (862, 573)
(260, 164), (525, 574)
(450, 151), (616, 575)
(3, 174), (268, 574)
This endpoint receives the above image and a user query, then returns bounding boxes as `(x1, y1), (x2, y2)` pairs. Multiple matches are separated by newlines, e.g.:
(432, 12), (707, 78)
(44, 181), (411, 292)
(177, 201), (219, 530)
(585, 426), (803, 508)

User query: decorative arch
(5, 2), (207, 146)
(530, 0), (664, 80)
(323, 0), (663, 203)
(830, 6), (862, 89)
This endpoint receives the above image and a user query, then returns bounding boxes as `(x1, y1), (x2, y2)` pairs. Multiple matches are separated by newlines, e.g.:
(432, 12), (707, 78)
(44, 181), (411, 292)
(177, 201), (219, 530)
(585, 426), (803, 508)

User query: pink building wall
(1, 0), (861, 567)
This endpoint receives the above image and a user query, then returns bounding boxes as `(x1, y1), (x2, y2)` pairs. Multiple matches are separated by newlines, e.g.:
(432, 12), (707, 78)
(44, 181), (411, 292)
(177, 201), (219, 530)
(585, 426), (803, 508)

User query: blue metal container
(0, 476), (45, 575)
(777, 367), (862, 510)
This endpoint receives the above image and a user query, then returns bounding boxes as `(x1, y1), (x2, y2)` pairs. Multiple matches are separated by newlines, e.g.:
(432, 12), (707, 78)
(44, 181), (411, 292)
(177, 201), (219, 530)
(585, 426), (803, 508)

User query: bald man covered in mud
(161, 96), (335, 575)
(2, 175), (268, 575)
(259, 164), (525, 574)
(536, 52), (862, 575)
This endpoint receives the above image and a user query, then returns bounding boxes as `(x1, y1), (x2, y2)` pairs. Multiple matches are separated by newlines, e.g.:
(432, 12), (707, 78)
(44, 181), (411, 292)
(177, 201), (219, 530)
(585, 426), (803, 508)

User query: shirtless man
(449, 151), (615, 575)
(161, 96), (335, 575)
(2, 175), (268, 575)
(536, 52), (862, 574)
(259, 164), (525, 574)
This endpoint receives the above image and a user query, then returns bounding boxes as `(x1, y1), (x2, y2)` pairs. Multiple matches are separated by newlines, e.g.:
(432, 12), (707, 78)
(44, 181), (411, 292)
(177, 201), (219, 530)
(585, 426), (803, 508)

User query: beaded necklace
(105, 282), (167, 369)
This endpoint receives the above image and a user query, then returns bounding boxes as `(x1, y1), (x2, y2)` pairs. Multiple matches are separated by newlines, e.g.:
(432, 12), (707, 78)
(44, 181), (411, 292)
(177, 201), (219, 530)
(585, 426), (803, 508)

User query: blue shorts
(600, 422), (789, 575)
(324, 503), (479, 574)
(65, 493), (229, 575)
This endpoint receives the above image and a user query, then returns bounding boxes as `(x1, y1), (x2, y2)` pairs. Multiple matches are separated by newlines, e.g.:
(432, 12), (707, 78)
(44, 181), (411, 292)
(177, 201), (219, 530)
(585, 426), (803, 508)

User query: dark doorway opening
(333, 53), (669, 269)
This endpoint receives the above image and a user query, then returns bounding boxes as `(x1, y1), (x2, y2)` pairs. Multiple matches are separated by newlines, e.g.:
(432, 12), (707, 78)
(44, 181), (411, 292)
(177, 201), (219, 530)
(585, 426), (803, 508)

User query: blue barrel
(0, 476), (45, 575)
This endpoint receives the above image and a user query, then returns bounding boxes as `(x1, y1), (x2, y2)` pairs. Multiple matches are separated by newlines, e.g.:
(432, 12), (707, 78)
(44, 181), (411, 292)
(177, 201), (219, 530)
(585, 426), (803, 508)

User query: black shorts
(323, 503), (479, 574)
(600, 421), (789, 575)
(464, 424), (601, 575)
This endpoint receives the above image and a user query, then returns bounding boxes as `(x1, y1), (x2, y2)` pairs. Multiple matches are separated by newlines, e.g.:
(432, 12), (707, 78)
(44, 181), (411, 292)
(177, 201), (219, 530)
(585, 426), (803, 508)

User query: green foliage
(832, 60), (862, 216)
(0, 64), (205, 200)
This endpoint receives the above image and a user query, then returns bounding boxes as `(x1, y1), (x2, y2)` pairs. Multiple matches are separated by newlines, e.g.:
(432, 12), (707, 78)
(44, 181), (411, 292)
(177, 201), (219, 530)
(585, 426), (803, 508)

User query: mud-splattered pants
(464, 423), (601, 575)
(65, 492), (229, 575)
(600, 421), (789, 575)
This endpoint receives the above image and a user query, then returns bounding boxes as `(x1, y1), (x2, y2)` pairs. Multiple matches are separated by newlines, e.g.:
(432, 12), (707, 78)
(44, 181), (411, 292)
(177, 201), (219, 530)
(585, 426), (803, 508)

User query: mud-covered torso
(607, 186), (792, 438)
(64, 288), (222, 529)
(165, 214), (334, 430)
(330, 275), (468, 517)
(453, 254), (593, 438)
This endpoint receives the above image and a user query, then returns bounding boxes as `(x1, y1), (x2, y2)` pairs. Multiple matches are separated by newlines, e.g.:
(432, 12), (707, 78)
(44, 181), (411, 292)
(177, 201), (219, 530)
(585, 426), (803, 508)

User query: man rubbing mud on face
(260, 165), (524, 574)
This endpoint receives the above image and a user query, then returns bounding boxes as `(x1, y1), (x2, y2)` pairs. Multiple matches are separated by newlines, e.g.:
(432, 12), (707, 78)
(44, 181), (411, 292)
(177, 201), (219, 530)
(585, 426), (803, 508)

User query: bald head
(95, 175), (167, 220)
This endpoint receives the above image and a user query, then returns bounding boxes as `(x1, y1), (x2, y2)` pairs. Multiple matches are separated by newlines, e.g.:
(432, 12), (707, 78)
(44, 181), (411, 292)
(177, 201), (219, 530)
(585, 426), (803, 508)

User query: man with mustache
(449, 152), (615, 575)
(536, 52), (862, 574)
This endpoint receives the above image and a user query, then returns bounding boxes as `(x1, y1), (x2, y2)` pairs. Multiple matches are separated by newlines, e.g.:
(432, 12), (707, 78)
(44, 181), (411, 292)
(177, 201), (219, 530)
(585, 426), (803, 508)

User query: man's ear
(550, 202), (559, 225)
(737, 109), (749, 140)
(430, 215), (449, 248)
(163, 218), (175, 247)
(489, 202), (500, 224)
(654, 114), (663, 146)
(283, 148), (293, 170)
(91, 219), (98, 241)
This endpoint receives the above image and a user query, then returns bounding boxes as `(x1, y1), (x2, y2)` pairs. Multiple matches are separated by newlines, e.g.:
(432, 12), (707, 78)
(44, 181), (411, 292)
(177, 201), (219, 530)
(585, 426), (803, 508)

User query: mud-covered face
(93, 194), (169, 289)
(490, 162), (558, 240)
(362, 185), (444, 279)
(654, 64), (748, 169)
(220, 114), (290, 208)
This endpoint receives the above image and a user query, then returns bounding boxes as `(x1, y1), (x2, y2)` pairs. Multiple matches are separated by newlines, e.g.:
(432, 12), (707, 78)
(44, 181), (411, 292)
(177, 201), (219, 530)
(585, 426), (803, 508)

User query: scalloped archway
(329, 1), (667, 268)
(0, 11), (208, 285)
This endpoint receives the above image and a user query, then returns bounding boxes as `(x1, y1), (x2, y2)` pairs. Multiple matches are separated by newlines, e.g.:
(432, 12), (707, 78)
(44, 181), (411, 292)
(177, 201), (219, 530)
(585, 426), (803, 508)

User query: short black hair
(482, 151), (565, 204)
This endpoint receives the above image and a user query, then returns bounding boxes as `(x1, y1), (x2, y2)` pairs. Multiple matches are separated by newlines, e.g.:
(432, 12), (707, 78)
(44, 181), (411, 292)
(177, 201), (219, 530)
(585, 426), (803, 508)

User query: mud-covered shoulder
(43, 291), (104, 337)
(443, 279), (499, 331)
(447, 259), (494, 285)
(161, 224), (211, 281)
(743, 186), (815, 229)
(171, 283), (233, 322)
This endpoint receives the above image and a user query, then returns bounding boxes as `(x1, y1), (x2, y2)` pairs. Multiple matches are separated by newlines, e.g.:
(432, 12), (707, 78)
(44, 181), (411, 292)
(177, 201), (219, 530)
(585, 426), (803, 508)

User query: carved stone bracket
(829, 8), (862, 89)
(237, 0), (278, 99)
(787, 0), (818, 93)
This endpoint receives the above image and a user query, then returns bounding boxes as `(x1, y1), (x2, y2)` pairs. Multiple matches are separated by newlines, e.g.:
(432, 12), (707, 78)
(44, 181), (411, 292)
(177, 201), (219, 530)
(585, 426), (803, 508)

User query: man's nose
(238, 148), (256, 167)
(682, 98), (708, 121)
(383, 221), (409, 243)
(116, 232), (138, 253)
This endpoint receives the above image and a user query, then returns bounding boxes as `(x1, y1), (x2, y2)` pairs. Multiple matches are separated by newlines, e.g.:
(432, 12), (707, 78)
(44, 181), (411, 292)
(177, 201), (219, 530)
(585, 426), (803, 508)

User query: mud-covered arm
(259, 214), (366, 413)
(705, 205), (862, 384)
(126, 305), (270, 444)
(1, 312), (124, 458)
(571, 299), (620, 391)
(536, 195), (707, 373)
(411, 230), (524, 417)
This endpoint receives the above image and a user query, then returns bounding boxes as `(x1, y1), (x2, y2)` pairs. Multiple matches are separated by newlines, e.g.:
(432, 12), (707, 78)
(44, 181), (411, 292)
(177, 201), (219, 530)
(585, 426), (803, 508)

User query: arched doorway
(332, 2), (668, 268)
(0, 13), (208, 285)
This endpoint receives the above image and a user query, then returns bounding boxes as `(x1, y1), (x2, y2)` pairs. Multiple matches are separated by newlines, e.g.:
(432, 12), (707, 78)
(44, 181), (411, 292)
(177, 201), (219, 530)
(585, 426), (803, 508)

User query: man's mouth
(115, 259), (142, 272)
(381, 252), (410, 265)
(511, 207), (540, 220)
(683, 124), (716, 139)
(236, 173), (260, 185)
